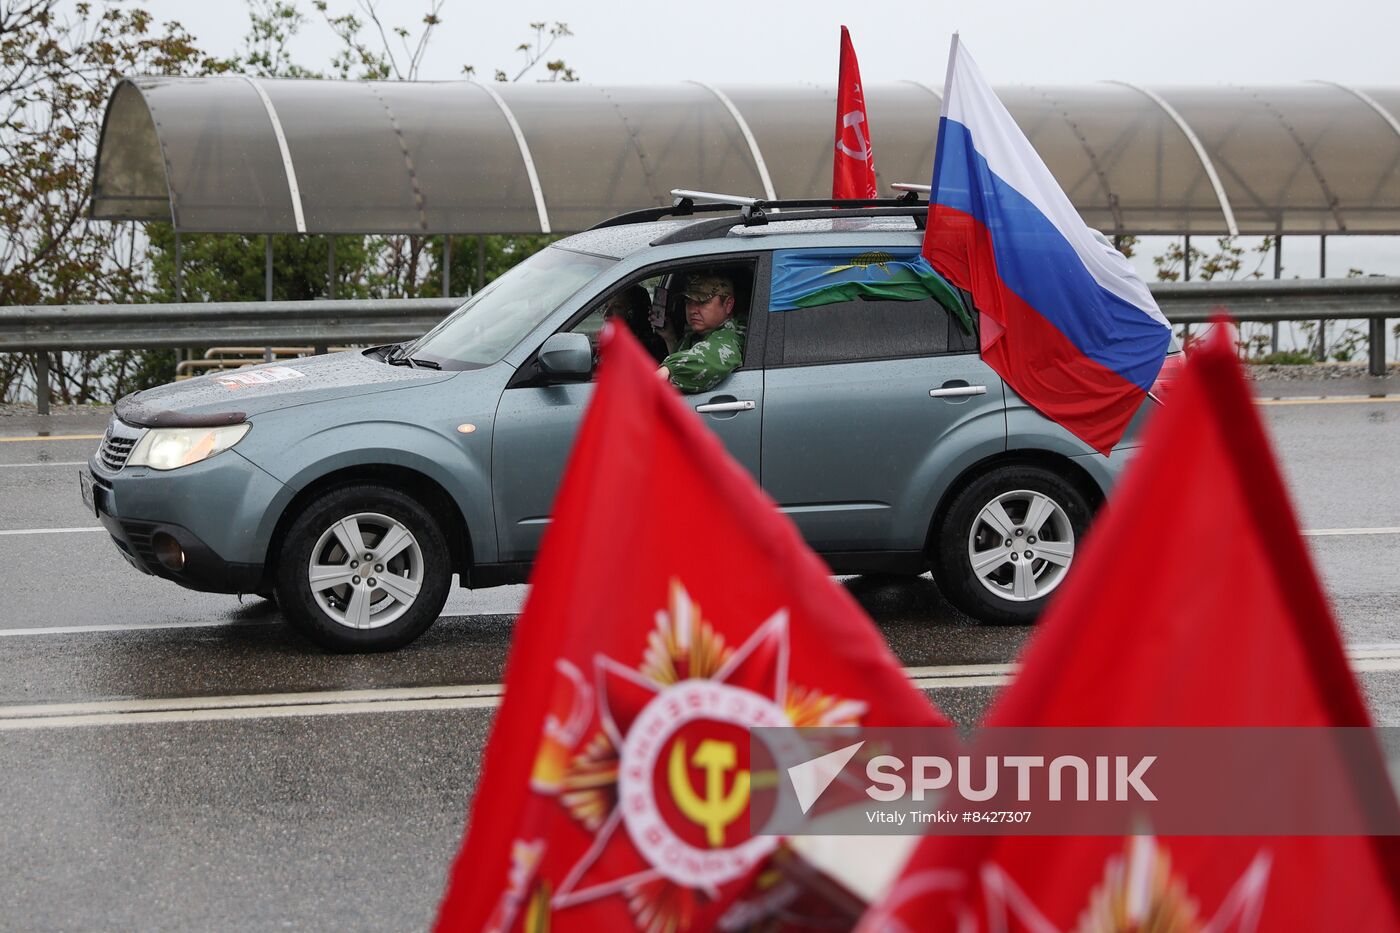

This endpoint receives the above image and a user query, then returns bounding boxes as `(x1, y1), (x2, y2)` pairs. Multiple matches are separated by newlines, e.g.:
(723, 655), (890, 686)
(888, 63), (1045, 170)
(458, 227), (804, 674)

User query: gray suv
(81, 198), (1172, 651)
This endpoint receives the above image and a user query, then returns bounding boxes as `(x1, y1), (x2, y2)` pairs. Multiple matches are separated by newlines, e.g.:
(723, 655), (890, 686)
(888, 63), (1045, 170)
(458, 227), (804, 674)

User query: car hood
(114, 351), (452, 427)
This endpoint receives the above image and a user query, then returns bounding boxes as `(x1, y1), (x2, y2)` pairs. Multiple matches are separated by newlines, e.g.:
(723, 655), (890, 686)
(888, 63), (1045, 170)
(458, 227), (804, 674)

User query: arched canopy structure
(92, 77), (1400, 236)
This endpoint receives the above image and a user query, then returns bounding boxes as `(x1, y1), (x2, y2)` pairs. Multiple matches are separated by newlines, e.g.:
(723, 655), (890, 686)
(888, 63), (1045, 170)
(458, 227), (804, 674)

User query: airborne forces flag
(435, 324), (947, 932)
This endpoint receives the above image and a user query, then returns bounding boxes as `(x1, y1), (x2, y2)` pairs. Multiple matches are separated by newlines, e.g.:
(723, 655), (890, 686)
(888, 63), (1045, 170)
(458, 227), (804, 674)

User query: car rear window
(769, 248), (975, 366)
(779, 297), (975, 365)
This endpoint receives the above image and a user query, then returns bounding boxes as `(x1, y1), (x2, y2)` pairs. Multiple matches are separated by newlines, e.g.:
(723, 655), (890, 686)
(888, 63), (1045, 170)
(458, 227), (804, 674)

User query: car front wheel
(932, 465), (1092, 625)
(275, 485), (452, 651)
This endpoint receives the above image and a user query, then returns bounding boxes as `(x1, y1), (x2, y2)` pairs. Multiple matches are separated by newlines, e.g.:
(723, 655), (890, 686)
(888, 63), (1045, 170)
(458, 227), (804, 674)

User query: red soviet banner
(864, 324), (1400, 932)
(833, 25), (877, 199)
(436, 324), (947, 932)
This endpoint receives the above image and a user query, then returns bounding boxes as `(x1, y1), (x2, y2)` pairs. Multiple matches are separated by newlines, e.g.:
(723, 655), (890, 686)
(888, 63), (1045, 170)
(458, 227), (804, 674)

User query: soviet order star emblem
(517, 579), (869, 931)
(868, 837), (1272, 933)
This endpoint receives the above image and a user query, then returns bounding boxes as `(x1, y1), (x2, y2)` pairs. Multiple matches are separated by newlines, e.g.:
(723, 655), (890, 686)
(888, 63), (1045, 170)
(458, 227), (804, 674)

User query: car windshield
(405, 246), (615, 369)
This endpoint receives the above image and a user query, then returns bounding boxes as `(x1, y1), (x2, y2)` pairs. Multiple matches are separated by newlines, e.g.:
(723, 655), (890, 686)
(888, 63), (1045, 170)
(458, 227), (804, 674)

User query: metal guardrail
(0, 297), (457, 352)
(1152, 278), (1398, 378)
(1, 280), (1395, 413)
(1149, 277), (1400, 322)
(0, 297), (459, 414)
(174, 348), (355, 378)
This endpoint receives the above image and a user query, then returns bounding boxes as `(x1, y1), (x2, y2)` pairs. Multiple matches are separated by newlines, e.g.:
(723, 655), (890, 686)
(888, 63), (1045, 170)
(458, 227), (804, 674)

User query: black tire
(275, 484), (452, 652)
(931, 464), (1092, 625)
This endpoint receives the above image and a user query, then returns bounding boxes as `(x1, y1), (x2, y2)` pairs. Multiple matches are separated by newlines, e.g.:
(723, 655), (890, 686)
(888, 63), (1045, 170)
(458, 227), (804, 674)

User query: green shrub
(1256, 351), (1317, 366)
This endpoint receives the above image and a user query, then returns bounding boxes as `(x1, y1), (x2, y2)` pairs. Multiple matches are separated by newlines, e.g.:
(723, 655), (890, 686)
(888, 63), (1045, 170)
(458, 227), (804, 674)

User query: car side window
(567, 303), (609, 352)
(769, 248), (975, 367)
(565, 264), (759, 368)
(566, 275), (669, 374)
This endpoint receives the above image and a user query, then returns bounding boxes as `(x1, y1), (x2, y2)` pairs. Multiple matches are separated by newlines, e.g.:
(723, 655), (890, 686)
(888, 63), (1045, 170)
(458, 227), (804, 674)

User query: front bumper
(94, 505), (265, 594)
(85, 442), (290, 595)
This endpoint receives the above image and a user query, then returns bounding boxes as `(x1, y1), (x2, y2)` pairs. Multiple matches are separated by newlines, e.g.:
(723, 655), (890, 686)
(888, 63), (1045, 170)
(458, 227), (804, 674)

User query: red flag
(436, 324), (947, 932)
(865, 325), (1400, 931)
(833, 26), (877, 199)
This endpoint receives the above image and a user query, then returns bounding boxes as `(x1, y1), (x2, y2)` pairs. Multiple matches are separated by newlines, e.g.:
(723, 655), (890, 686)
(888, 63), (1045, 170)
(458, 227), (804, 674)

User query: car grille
(97, 420), (143, 471)
(98, 432), (137, 471)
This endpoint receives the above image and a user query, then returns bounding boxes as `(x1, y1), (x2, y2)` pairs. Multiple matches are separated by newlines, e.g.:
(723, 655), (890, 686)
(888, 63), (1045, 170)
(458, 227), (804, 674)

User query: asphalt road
(0, 387), (1398, 931)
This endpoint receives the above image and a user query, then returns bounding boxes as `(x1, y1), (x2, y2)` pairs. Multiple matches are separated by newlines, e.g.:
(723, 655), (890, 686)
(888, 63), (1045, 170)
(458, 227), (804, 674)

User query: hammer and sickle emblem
(667, 738), (751, 847)
(836, 110), (871, 160)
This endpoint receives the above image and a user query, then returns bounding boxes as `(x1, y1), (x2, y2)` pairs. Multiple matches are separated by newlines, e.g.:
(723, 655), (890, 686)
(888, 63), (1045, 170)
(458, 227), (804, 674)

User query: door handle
(929, 385), (987, 398)
(695, 400), (756, 413)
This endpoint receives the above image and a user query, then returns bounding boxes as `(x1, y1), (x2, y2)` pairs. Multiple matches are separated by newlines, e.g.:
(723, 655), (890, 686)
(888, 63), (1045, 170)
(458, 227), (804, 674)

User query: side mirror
(536, 332), (593, 382)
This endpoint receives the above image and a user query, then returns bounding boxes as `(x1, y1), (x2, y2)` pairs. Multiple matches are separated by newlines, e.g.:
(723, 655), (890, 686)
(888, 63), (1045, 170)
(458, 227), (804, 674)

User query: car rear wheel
(932, 465), (1092, 625)
(275, 485), (452, 651)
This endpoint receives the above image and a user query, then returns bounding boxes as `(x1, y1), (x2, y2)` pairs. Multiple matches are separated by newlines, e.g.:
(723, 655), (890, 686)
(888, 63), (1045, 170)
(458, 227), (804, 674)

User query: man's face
(685, 291), (735, 335)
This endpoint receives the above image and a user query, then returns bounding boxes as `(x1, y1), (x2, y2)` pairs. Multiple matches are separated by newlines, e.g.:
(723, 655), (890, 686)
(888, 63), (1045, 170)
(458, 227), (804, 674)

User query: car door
(491, 257), (768, 563)
(758, 247), (1007, 557)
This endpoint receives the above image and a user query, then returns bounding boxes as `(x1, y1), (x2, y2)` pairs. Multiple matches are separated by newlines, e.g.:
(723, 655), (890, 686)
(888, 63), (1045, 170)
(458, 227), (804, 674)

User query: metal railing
(0, 297), (456, 352)
(2, 280), (1396, 414)
(175, 347), (355, 378)
(1151, 278), (1398, 377)
(0, 297), (459, 413)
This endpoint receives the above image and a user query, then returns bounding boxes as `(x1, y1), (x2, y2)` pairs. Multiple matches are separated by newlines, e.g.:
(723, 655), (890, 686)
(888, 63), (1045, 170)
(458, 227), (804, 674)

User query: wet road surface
(0, 391), (1398, 930)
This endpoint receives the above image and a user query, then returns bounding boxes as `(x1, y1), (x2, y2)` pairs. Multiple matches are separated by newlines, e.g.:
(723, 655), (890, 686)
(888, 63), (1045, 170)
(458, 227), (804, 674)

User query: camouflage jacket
(661, 317), (747, 394)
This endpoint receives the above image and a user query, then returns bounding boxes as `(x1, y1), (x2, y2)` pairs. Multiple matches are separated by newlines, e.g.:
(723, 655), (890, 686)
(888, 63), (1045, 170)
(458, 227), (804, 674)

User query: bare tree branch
(356, 0), (402, 79)
(405, 0), (442, 79)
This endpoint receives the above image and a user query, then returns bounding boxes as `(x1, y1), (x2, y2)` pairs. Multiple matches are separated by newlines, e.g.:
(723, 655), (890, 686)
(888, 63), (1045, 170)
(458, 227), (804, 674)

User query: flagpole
(926, 33), (959, 207)
(942, 32), (959, 119)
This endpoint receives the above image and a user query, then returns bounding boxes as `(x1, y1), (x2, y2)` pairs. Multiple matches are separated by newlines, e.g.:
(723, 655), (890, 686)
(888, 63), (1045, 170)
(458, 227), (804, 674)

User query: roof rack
(587, 188), (928, 231)
(649, 205), (929, 246)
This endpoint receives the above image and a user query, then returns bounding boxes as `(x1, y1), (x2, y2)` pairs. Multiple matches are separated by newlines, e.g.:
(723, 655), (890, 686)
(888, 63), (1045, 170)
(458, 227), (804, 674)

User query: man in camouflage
(657, 272), (746, 393)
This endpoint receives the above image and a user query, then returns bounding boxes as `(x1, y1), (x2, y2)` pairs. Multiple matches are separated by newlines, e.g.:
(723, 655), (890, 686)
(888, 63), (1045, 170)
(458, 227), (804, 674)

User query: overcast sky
(121, 0), (1399, 87)
(69, 1), (1400, 283)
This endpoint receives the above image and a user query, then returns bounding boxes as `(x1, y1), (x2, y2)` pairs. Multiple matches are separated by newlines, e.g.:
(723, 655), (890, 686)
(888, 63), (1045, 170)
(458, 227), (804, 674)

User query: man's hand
(655, 365), (670, 380)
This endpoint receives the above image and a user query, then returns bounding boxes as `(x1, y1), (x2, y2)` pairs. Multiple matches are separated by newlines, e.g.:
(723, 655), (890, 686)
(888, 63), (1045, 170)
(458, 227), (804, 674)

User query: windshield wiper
(386, 349), (441, 370)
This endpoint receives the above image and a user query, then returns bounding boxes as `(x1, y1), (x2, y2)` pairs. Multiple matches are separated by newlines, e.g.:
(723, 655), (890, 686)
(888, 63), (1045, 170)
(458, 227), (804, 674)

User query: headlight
(127, 423), (251, 471)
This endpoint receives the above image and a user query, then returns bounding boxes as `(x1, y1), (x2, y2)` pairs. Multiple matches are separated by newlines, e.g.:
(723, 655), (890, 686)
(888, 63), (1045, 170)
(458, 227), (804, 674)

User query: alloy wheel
(966, 489), (1076, 603)
(307, 511), (424, 629)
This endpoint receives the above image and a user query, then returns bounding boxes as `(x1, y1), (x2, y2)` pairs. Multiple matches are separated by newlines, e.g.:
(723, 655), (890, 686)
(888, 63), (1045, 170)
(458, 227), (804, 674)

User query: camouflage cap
(682, 272), (735, 302)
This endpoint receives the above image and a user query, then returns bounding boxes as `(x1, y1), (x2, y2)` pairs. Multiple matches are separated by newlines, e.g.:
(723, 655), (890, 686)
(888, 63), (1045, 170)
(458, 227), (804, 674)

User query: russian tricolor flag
(923, 35), (1171, 455)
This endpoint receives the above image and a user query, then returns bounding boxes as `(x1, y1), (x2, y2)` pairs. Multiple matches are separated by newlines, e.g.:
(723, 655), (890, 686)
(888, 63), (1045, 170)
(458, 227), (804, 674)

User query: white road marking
(0, 526), (103, 537)
(1301, 527), (1400, 537)
(5, 523), (1400, 545)
(2, 683), (503, 719)
(0, 696), (502, 730)
(901, 662), (1015, 679)
(0, 461), (86, 469)
(910, 673), (1014, 690)
(6, 525), (1398, 545)
(1257, 396), (1400, 406)
(1349, 643), (1400, 657)
(0, 620), (278, 637)
(3, 650), (1397, 730)
(0, 684), (505, 731)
